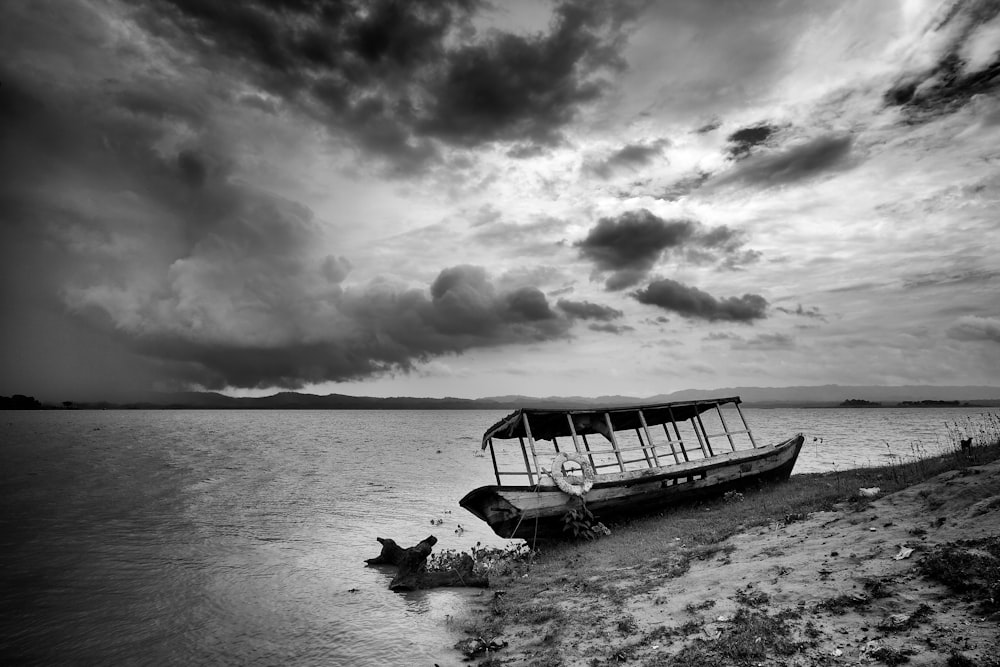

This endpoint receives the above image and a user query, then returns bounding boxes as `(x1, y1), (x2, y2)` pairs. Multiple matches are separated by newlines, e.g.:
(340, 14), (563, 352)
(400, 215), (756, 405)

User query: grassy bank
(449, 413), (1000, 666)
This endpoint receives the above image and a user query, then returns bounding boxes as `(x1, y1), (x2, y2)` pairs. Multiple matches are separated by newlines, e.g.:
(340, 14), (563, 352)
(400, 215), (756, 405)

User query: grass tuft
(918, 536), (1000, 614)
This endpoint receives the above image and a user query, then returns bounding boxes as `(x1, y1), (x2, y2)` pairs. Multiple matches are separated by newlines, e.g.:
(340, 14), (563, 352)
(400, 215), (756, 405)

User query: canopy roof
(481, 397), (742, 448)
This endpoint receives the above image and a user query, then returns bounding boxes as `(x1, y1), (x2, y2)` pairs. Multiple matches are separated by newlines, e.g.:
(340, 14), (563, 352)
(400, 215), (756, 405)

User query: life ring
(550, 452), (595, 496)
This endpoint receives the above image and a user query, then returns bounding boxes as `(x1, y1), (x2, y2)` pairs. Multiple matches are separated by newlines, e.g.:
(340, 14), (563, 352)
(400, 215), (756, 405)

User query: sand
(463, 460), (1000, 666)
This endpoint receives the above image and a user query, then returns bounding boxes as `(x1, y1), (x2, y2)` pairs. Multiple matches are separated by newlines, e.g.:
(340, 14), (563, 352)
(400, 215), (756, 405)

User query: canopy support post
(735, 401), (758, 448)
(566, 414), (595, 471)
(604, 413), (626, 472)
(666, 407), (689, 462)
(522, 414), (543, 484)
(637, 410), (661, 467)
(635, 429), (654, 467)
(716, 402), (738, 452)
(517, 437), (534, 486)
(693, 412), (712, 458)
(488, 438), (501, 485)
(581, 433), (595, 469)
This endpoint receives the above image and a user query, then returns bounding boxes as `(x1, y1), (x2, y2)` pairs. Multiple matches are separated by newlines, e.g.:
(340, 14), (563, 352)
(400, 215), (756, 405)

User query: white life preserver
(549, 452), (595, 496)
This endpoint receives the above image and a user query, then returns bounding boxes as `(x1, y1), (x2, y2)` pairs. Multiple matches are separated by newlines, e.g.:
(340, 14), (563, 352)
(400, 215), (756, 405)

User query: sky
(1, 0), (999, 402)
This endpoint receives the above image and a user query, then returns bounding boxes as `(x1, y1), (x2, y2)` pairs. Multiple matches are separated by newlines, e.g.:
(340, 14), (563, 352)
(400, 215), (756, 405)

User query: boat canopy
(481, 397), (742, 448)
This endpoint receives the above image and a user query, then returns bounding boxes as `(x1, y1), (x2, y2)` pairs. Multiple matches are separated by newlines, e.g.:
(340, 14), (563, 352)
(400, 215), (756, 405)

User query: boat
(459, 396), (804, 540)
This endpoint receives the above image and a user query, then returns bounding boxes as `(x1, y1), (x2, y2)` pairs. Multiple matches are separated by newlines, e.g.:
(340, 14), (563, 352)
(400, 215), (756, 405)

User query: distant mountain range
(49, 385), (1000, 410)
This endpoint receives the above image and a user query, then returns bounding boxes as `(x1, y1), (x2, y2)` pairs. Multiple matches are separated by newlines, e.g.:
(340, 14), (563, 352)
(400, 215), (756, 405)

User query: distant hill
(83, 391), (510, 410)
(643, 385), (1000, 407)
(47, 385), (1000, 410)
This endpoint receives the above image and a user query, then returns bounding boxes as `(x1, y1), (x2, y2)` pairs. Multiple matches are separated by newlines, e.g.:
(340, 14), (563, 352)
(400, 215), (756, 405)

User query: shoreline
(452, 445), (1000, 666)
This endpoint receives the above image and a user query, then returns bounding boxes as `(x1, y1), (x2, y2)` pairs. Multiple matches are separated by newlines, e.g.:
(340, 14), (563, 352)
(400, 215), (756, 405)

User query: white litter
(893, 547), (914, 560)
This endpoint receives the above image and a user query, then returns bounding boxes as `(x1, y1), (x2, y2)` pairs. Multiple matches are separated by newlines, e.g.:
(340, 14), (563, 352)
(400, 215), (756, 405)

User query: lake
(0, 407), (991, 665)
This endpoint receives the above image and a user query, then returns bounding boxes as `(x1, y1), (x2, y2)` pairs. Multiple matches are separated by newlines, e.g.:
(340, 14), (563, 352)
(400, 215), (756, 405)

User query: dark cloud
(588, 322), (634, 334)
(87, 265), (573, 391)
(505, 285), (559, 322)
(697, 225), (743, 251)
(902, 269), (1000, 289)
(556, 299), (624, 321)
(947, 316), (1000, 344)
(695, 119), (721, 134)
(775, 303), (826, 321)
(719, 249), (763, 271)
(726, 123), (776, 159)
(884, 0), (1000, 121)
(658, 171), (710, 201)
(147, 0), (635, 168)
(575, 210), (696, 288)
(632, 279), (768, 322)
(576, 209), (755, 289)
(714, 134), (853, 187)
(506, 143), (551, 159)
(0, 22), (577, 395)
(825, 281), (887, 293)
(583, 139), (669, 179)
(321, 256), (353, 283)
(577, 211), (694, 269)
(418, 2), (631, 147)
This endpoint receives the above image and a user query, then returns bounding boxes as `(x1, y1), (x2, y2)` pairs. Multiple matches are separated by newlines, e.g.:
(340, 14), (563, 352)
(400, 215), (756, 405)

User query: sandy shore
(460, 460), (1000, 666)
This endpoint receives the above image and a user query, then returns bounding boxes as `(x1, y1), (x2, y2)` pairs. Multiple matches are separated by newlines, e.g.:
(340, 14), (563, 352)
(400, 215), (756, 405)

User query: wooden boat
(460, 396), (803, 540)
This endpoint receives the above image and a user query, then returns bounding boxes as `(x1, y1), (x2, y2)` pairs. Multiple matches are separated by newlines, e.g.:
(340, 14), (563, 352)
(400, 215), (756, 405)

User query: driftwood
(365, 536), (426, 566)
(365, 535), (489, 591)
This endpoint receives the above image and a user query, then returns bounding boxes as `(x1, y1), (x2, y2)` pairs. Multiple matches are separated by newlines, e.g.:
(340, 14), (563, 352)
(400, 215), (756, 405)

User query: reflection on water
(0, 407), (990, 664)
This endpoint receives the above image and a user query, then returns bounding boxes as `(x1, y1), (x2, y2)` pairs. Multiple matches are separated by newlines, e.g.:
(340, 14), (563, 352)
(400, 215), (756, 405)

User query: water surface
(0, 407), (988, 665)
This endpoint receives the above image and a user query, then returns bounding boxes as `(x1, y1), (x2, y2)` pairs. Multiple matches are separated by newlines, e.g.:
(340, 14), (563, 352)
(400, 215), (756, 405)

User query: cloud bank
(632, 279), (768, 323)
(145, 0), (636, 169)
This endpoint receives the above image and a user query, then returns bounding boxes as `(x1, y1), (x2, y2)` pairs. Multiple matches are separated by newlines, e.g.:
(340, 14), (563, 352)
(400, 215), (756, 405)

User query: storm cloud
(146, 0), (635, 167)
(583, 139), (668, 179)
(776, 304), (826, 321)
(632, 279), (768, 322)
(588, 322), (634, 335)
(884, 0), (1000, 121)
(0, 15), (581, 393)
(556, 299), (624, 321)
(575, 210), (753, 289)
(947, 316), (1000, 344)
(714, 134), (853, 188)
(726, 124), (776, 159)
(76, 264), (573, 390)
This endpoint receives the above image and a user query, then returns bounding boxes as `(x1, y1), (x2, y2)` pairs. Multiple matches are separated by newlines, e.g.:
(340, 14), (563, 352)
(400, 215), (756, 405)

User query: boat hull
(460, 434), (804, 540)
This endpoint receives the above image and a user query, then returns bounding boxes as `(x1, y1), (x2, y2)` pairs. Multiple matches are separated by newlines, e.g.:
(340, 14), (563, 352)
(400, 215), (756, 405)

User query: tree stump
(364, 535), (489, 591)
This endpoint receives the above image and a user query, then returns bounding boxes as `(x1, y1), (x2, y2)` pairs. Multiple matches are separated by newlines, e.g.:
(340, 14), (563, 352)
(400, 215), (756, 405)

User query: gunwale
(485, 436), (797, 492)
